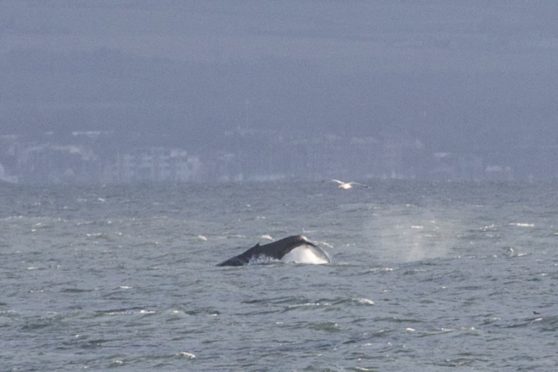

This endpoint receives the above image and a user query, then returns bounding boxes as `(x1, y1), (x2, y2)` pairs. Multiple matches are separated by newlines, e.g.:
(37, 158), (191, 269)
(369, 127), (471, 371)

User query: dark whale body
(217, 235), (332, 266)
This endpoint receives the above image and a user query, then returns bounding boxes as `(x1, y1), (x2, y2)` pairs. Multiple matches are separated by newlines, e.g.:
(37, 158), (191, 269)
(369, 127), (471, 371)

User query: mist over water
(1, 181), (557, 370)
(365, 205), (461, 262)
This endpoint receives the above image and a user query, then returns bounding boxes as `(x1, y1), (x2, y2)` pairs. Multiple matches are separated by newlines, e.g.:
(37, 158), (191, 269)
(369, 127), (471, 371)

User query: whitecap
(366, 267), (394, 274)
(481, 224), (496, 231)
(509, 222), (535, 228)
(355, 298), (375, 305)
(460, 326), (476, 332)
(286, 302), (328, 309)
(177, 351), (196, 359)
(85, 233), (103, 238)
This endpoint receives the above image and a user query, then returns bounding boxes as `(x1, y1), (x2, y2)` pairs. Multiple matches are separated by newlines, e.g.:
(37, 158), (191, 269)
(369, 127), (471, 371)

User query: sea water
(1, 181), (557, 371)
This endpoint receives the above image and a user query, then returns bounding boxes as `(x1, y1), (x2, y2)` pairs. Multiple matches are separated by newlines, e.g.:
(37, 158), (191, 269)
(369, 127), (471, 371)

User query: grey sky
(1, 1), (558, 156)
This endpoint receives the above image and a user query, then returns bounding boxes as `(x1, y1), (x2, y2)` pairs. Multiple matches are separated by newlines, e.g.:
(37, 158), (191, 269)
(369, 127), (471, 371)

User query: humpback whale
(217, 235), (332, 266)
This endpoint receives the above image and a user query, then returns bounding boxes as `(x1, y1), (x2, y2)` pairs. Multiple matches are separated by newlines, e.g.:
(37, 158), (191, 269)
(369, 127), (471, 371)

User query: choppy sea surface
(1, 181), (557, 371)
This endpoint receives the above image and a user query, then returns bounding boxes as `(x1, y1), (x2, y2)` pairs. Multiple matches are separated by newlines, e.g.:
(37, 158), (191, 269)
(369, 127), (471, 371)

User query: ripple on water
(499, 315), (558, 332)
(278, 297), (376, 313)
(307, 321), (341, 332)
(20, 313), (65, 331)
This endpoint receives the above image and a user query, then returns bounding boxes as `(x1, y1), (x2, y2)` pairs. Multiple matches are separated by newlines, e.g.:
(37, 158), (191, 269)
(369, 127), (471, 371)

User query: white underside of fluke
(281, 244), (330, 264)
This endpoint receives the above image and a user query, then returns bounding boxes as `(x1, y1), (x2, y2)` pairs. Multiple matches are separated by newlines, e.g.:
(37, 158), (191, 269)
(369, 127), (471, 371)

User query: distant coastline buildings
(107, 148), (201, 183)
(0, 131), (551, 184)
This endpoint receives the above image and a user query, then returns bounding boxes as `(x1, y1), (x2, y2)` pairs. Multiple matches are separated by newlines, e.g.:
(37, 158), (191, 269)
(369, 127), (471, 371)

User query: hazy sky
(1, 0), (558, 155)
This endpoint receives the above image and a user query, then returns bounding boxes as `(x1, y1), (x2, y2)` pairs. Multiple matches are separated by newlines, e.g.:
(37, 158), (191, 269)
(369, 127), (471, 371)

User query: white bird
(330, 179), (369, 190)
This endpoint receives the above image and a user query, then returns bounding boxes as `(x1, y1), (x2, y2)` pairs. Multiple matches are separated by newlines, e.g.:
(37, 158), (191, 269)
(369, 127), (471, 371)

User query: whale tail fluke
(217, 235), (331, 266)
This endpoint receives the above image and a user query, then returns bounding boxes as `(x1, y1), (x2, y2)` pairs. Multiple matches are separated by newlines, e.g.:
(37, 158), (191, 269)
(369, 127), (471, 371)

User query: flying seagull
(330, 179), (369, 190)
